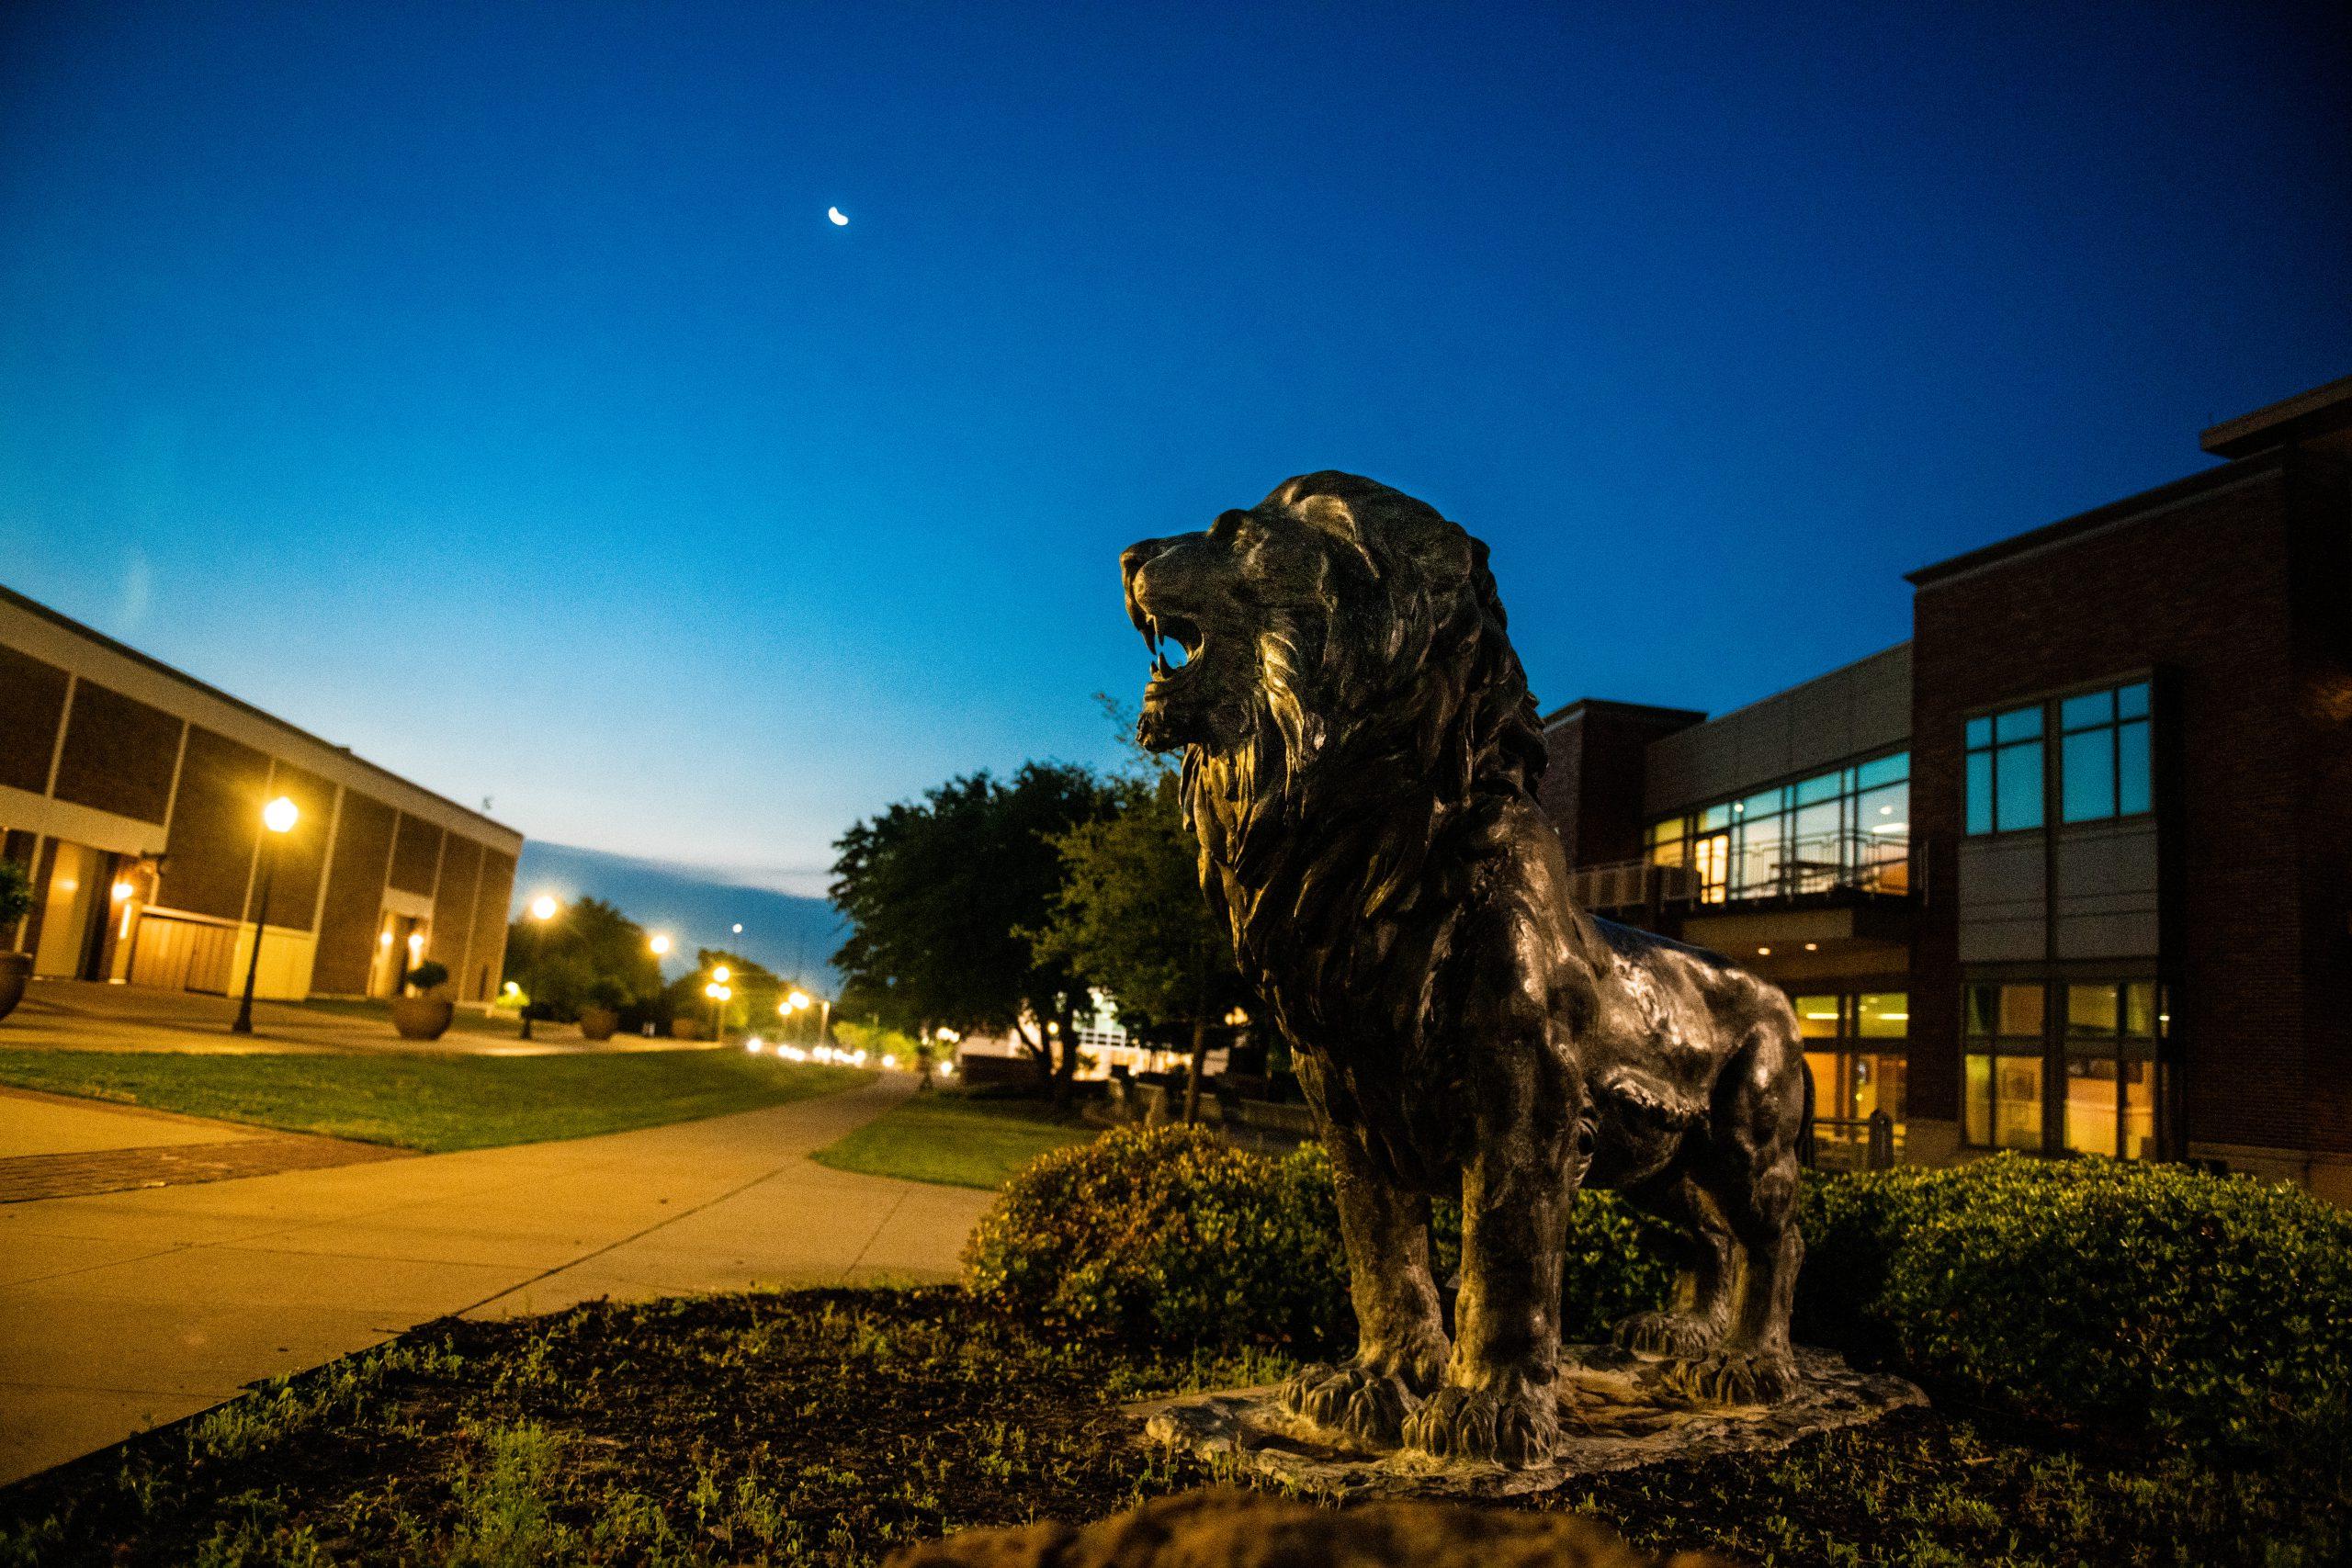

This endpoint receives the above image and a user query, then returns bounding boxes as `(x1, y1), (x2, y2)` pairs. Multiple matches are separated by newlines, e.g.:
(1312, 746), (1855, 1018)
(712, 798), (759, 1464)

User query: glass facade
(1965, 706), (2043, 833)
(1965, 978), (2163, 1158)
(1968, 680), (2152, 835)
(1645, 751), (1907, 903)
(1794, 989), (1908, 1156)
(2059, 682), (2152, 824)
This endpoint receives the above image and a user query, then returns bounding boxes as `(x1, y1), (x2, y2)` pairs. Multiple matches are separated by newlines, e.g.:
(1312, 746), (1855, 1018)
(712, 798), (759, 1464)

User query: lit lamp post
(705, 968), (732, 1042)
(230, 795), (300, 1035)
(518, 894), (560, 1040)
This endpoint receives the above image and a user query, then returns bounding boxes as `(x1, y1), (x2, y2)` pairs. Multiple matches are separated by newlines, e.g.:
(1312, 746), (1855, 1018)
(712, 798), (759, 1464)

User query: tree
(831, 761), (1114, 1095)
(503, 897), (663, 1024)
(661, 947), (779, 1038)
(1031, 759), (1246, 1124)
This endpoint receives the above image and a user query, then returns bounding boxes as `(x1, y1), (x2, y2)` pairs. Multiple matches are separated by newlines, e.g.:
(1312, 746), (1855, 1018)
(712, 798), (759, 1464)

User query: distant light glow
(649, 933), (672, 956)
(712, 964), (731, 983)
(111, 880), (135, 902)
(262, 795), (300, 834)
(827, 206), (848, 226)
(529, 894), (559, 920)
(731, 922), (743, 934)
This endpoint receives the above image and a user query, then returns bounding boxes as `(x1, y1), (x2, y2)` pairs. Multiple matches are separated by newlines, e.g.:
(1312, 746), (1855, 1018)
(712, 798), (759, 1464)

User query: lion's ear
(1293, 495), (1382, 581)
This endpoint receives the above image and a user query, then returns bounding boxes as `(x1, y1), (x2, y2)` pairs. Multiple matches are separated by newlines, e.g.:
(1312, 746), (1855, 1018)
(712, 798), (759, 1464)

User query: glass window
(1793, 995), (1842, 1040)
(1967, 706), (2045, 834)
(1735, 815), (1784, 897)
(2064, 1057), (2120, 1156)
(1996, 740), (2043, 829)
(2067, 983), (2120, 1041)
(2062, 729), (2116, 821)
(2121, 1060), (2156, 1158)
(1858, 751), (1909, 788)
(1995, 1056), (2044, 1150)
(1691, 832), (1728, 902)
(2118, 720), (2151, 815)
(1964, 1054), (1994, 1145)
(1736, 786), (1782, 820)
(1699, 803), (1732, 831)
(1857, 992), (1908, 1037)
(2123, 981), (2157, 1039)
(1995, 706), (2042, 743)
(2057, 681), (2154, 824)
(1794, 771), (1842, 805)
(2060, 690), (2114, 730)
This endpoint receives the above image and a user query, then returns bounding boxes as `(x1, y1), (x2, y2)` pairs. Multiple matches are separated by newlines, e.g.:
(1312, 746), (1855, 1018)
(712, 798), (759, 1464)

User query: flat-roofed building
(0, 586), (521, 1006)
(1540, 373), (2352, 1201)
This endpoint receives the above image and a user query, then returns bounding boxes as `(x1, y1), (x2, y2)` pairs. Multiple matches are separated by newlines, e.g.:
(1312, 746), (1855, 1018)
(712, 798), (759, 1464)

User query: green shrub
(0, 859), (30, 930)
(1797, 1154), (2352, 1463)
(964, 1128), (1673, 1354)
(403, 960), (450, 995)
(966, 1127), (1349, 1349)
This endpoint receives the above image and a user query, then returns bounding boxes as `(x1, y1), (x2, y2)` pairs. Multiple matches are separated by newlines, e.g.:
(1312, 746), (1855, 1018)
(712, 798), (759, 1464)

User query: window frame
(1643, 750), (1908, 903)
(1962, 976), (2166, 1159)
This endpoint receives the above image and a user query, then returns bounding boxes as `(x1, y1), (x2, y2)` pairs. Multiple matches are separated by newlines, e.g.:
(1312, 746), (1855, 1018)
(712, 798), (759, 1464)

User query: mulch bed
(0, 1288), (2339, 1566)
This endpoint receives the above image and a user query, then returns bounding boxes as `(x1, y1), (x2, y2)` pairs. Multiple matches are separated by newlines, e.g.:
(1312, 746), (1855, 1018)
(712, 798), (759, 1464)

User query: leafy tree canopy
(831, 761), (1115, 1066)
(503, 896), (664, 1020)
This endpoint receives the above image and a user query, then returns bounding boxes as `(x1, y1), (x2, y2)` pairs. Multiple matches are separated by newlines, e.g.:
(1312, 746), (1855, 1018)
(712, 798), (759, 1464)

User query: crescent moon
(827, 206), (849, 226)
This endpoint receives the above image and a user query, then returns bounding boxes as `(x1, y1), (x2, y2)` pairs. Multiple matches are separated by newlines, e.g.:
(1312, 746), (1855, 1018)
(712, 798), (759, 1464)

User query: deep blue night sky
(4, 2), (2346, 894)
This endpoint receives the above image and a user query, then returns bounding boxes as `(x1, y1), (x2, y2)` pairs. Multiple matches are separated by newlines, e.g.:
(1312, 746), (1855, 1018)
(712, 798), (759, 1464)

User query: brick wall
(51, 679), (182, 824)
(1909, 459), (2324, 1152)
(158, 726), (270, 921)
(0, 647), (70, 795)
(313, 789), (395, 995)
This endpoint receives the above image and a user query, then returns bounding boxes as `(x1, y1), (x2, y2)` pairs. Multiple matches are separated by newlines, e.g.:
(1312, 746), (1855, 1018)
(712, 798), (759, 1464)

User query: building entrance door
(32, 841), (107, 980)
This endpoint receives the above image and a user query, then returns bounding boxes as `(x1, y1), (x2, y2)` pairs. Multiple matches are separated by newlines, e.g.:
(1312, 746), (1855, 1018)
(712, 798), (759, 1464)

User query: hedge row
(966, 1128), (2352, 1463)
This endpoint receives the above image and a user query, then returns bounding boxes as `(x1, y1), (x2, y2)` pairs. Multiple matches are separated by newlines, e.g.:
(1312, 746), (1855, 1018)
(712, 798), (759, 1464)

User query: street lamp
(705, 980), (732, 1041)
(230, 795), (300, 1034)
(519, 895), (561, 1040)
(649, 933), (672, 956)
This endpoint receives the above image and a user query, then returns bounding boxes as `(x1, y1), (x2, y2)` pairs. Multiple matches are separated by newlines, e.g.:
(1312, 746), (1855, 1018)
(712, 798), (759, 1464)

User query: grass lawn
(1, 1287), (2338, 1567)
(808, 1090), (1097, 1188)
(0, 1049), (871, 1153)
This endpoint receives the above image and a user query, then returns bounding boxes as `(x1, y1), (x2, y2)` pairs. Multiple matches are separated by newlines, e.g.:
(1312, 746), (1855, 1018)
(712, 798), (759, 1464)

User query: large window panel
(1967, 705), (2044, 834)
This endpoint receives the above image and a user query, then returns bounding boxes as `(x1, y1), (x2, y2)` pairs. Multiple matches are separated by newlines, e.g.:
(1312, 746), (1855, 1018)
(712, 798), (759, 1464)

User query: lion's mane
(1181, 473), (1562, 1072)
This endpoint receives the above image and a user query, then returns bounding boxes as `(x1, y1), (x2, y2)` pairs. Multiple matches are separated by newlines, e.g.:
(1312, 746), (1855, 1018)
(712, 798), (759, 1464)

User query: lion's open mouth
(1140, 613), (1204, 682)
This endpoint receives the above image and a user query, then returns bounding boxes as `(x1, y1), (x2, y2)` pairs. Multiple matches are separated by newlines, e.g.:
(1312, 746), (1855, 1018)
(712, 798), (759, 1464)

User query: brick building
(1539, 374), (2352, 1200)
(0, 587), (521, 1006)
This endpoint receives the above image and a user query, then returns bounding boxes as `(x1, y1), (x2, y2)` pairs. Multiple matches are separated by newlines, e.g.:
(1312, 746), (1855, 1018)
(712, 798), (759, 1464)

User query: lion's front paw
(1279, 1360), (1423, 1445)
(1661, 1348), (1800, 1406)
(1400, 1378), (1559, 1467)
(1612, 1310), (1717, 1359)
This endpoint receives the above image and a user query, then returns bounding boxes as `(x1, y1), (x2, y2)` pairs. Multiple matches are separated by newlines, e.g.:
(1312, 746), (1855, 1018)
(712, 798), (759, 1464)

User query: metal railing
(1569, 837), (1910, 914)
(1800, 1109), (1898, 1172)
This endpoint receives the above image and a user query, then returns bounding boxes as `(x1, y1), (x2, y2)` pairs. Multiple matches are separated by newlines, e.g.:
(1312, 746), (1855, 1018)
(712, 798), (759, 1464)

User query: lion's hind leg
(1611, 1170), (1736, 1360)
(1660, 1019), (1806, 1406)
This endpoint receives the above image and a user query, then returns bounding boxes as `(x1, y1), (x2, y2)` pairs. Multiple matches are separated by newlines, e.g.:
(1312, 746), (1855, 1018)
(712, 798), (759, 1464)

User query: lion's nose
(1120, 539), (1168, 580)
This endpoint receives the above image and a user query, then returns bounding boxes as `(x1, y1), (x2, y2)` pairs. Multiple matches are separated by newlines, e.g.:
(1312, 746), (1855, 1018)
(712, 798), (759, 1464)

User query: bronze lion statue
(1121, 473), (1807, 1467)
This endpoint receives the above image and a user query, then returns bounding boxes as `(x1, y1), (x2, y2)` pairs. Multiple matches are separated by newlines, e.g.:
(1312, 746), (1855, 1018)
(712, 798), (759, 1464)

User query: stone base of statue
(1132, 1344), (1924, 1500)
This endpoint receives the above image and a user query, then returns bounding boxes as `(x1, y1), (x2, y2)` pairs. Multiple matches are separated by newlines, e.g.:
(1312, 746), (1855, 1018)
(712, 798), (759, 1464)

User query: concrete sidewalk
(0, 1074), (990, 1483)
(5, 976), (682, 1055)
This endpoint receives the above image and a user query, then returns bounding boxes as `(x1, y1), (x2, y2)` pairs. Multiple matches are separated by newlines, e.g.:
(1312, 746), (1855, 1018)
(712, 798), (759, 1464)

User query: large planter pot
(0, 952), (28, 1023)
(390, 996), (455, 1042)
(578, 1005), (619, 1042)
(671, 1017), (705, 1042)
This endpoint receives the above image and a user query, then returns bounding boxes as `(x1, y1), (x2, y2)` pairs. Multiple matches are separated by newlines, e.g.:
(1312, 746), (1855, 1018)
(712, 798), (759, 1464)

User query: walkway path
(0, 1074), (989, 1484)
